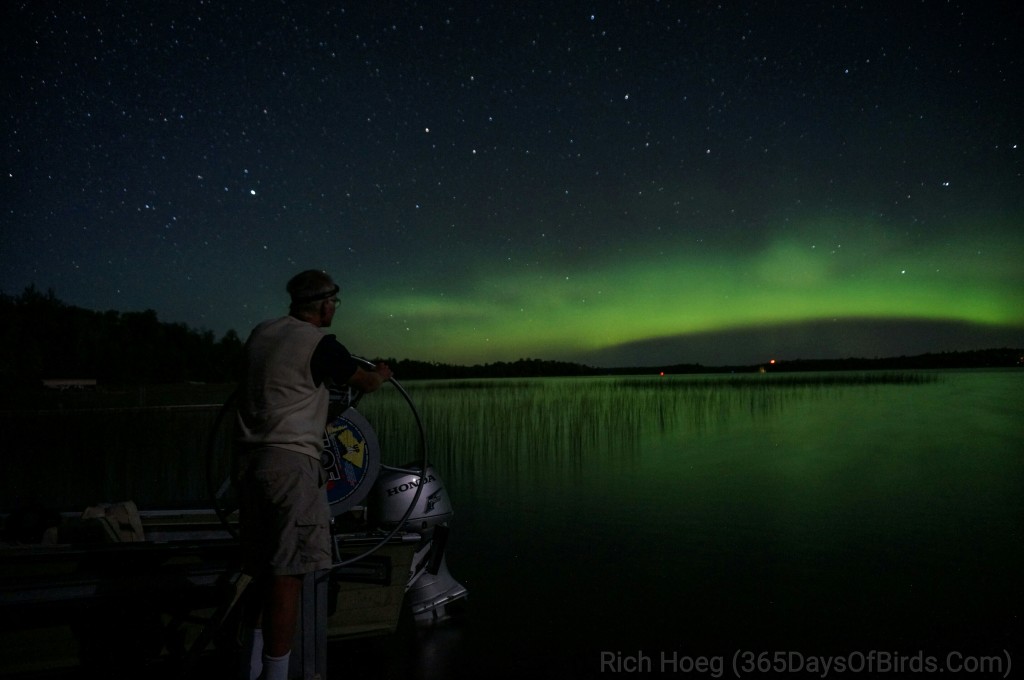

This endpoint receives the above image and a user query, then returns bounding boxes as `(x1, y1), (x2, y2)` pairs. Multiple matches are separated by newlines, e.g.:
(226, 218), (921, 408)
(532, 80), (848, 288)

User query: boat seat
(79, 500), (145, 543)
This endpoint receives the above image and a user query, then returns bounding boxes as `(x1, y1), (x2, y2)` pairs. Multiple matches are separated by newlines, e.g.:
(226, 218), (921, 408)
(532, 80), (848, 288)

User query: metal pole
(290, 570), (328, 680)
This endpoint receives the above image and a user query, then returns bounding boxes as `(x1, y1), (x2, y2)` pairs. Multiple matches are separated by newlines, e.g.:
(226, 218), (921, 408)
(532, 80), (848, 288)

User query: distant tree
(214, 329), (244, 382)
(0, 288), (246, 387)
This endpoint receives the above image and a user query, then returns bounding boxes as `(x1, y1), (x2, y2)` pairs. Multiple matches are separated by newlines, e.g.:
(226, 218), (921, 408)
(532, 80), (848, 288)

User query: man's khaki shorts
(237, 447), (332, 576)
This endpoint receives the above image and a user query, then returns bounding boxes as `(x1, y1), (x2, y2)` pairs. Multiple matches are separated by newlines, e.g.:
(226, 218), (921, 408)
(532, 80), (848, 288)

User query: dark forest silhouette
(1, 286), (243, 387)
(1, 287), (1020, 389)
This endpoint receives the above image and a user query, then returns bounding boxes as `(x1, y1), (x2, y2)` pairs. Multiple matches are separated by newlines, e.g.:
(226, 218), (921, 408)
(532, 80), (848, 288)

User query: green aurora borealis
(347, 221), (1023, 365)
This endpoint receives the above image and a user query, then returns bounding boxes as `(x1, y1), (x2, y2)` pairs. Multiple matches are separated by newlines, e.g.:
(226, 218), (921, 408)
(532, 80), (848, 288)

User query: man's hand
(374, 362), (394, 382)
(347, 362), (393, 393)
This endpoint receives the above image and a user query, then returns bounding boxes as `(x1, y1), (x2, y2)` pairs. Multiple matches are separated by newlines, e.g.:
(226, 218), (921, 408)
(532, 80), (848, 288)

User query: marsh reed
(359, 372), (938, 481)
(1, 372), (937, 512)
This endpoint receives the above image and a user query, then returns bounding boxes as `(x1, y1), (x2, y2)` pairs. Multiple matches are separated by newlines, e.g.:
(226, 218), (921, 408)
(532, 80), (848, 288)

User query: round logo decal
(321, 409), (379, 511)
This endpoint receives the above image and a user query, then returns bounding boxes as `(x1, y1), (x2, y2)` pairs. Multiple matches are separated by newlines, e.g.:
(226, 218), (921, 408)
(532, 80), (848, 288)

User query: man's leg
(237, 579), (264, 680)
(259, 573), (304, 680)
(264, 574), (304, 656)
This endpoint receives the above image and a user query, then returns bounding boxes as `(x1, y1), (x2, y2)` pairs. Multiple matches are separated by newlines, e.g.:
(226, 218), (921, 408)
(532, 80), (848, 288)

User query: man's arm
(312, 336), (392, 391)
(346, 362), (393, 393)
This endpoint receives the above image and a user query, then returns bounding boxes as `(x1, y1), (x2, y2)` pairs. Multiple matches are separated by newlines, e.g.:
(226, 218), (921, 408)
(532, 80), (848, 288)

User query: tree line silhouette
(2, 287), (1020, 390)
(0, 288), (602, 387)
(1, 287), (244, 387)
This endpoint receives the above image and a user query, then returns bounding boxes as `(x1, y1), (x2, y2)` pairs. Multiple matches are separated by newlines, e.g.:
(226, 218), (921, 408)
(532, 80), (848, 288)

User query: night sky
(3, 2), (1022, 367)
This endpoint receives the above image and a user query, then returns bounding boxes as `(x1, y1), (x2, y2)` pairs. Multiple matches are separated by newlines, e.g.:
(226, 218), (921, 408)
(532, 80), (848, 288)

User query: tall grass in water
(0, 372), (937, 512)
(358, 372), (939, 480)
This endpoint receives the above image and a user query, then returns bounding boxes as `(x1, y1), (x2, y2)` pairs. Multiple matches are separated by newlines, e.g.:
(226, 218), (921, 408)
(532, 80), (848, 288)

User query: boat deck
(1, 506), (419, 678)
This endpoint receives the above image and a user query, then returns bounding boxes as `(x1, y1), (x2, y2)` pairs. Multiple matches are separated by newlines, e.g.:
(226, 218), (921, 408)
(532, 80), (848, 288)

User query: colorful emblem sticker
(322, 414), (371, 506)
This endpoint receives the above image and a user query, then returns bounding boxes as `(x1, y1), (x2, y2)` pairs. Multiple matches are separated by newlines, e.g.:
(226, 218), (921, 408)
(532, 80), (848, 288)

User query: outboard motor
(368, 465), (452, 530)
(368, 465), (468, 624)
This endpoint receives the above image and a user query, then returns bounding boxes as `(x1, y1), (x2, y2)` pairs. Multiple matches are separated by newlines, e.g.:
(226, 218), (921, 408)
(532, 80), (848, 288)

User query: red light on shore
(769, 359), (776, 365)
(659, 371), (665, 376)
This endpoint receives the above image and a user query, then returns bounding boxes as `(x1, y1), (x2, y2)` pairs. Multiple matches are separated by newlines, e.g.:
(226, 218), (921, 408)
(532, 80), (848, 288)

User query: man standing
(235, 269), (392, 680)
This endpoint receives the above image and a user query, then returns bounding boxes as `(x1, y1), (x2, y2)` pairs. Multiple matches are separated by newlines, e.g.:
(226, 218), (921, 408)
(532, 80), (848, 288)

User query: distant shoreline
(378, 347), (1023, 380)
(2, 348), (1019, 412)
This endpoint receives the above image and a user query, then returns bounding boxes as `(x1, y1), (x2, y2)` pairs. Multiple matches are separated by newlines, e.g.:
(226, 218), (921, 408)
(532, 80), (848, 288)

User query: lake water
(3, 370), (1019, 679)
(339, 369), (1023, 679)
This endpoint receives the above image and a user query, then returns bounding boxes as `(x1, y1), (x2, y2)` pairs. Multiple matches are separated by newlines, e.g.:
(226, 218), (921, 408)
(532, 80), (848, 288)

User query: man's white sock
(262, 650), (291, 680)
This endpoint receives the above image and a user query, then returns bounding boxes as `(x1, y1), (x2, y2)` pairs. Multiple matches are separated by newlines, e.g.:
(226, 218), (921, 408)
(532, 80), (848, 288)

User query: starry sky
(3, 2), (1022, 367)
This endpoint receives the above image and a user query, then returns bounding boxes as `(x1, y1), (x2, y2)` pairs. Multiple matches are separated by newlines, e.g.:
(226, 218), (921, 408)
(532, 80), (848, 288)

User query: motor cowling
(367, 465), (453, 531)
